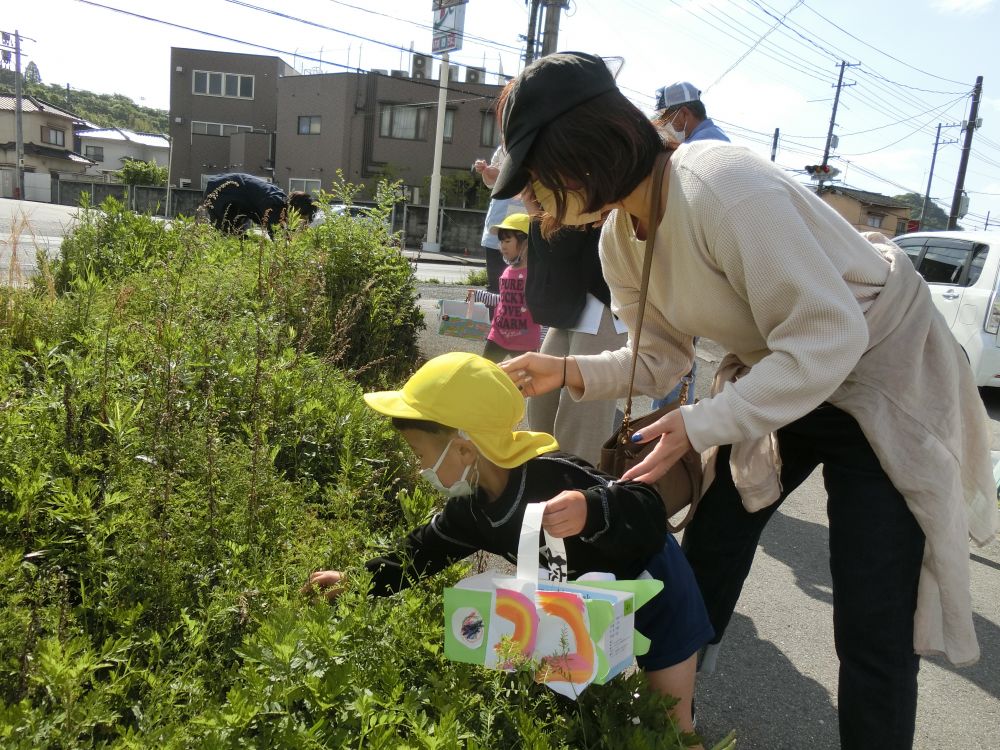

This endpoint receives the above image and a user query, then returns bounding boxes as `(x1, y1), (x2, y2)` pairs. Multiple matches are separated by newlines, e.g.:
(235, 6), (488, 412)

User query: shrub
(0, 191), (731, 748)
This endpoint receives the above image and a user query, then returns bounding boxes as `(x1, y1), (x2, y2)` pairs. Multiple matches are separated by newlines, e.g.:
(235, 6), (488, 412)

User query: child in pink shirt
(469, 213), (544, 362)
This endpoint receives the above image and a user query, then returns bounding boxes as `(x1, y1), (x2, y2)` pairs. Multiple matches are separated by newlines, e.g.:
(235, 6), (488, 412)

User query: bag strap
(621, 150), (674, 431)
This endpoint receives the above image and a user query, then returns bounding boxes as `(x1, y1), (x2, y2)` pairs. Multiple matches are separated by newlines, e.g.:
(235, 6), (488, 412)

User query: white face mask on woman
(420, 438), (475, 497)
(531, 180), (605, 226)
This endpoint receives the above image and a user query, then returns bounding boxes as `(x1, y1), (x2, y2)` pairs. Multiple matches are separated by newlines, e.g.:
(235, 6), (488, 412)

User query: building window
(191, 121), (252, 137)
(443, 109), (455, 143)
(84, 145), (105, 162)
(480, 111), (499, 148)
(41, 126), (65, 147)
(865, 213), (884, 229)
(297, 116), (321, 135)
(193, 70), (254, 99)
(379, 104), (427, 140)
(289, 178), (322, 195)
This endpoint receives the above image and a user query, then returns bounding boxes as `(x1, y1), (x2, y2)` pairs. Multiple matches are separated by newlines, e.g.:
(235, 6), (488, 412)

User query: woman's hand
(300, 570), (345, 602)
(499, 353), (567, 397)
(620, 409), (693, 484)
(543, 492), (588, 538)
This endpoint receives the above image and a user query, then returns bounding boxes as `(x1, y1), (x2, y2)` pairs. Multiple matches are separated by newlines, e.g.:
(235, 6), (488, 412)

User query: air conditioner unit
(465, 67), (485, 85)
(390, 69), (408, 78)
(440, 64), (459, 81)
(370, 69), (388, 76)
(175, 65), (184, 73)
(412, 54), (431, 79)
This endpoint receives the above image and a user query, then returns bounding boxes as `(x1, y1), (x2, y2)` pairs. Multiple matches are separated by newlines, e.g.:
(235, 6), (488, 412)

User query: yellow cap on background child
(488, 212), (531, 236)
(364, 352), (558, 468)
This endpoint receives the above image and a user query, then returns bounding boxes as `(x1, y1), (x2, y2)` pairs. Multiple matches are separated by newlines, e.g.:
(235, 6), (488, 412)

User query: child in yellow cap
(303, 352), (712, 736)
(468, 213), (544, 362)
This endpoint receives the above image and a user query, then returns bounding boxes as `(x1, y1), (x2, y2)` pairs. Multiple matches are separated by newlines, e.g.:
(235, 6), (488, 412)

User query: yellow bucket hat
(364, 352), (558, 468)
(488, 212), (531, 236)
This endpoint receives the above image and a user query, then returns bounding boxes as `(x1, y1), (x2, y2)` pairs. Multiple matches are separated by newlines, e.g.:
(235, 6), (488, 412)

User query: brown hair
(497, 85), (669, 229)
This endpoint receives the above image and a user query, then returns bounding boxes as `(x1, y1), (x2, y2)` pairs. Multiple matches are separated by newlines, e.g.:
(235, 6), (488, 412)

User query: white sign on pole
(432, 3), (466, 54)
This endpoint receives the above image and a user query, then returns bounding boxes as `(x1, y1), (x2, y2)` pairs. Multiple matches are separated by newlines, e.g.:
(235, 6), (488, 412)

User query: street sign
(433, 3), (465, 54)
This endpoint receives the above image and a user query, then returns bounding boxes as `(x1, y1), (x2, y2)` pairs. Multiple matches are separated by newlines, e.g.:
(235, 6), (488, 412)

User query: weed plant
(0, 186), (731, 748)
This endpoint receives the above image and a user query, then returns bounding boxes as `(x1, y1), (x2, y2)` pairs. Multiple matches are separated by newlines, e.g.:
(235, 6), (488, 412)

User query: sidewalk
(401, 245), (487, 267)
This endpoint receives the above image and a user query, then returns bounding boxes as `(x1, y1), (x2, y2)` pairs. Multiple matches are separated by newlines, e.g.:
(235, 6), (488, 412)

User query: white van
(892, 231), (1000, 387)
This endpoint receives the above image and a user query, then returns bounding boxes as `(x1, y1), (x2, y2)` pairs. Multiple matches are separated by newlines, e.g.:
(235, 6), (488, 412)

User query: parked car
(892, 230), (1000, 386)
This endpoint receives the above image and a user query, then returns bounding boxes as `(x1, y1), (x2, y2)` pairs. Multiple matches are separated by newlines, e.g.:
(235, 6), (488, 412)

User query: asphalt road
(418, 281), (1000, 750)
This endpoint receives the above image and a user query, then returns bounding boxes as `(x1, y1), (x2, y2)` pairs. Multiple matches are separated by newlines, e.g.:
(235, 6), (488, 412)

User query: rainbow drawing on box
(494, 588), (539, 666)
(536, 591), (596, 685)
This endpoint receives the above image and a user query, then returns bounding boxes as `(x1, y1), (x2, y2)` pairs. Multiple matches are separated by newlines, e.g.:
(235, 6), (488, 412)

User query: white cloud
(930, 0), (995, 13)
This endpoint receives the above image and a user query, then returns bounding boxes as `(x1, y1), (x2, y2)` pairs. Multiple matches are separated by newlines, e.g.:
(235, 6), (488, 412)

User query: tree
(23, 61), (41, 85)
(892, 192), (961, 231)
(116, 159), (167, 187)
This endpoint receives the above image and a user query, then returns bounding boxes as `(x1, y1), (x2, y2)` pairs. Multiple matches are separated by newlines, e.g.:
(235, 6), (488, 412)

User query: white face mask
(662, 115), (686, 143)
(531, 181), (604, 227)
(420, 438), (475, 497)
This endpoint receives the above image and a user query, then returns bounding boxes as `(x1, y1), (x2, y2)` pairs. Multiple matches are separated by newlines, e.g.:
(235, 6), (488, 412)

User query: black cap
(491, 52), (617, 200)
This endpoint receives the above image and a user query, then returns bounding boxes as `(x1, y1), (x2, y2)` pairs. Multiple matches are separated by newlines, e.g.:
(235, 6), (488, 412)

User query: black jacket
(364, 452), (666, 596)
(203, 173), (287, 229)
(525, 223), (612, 329)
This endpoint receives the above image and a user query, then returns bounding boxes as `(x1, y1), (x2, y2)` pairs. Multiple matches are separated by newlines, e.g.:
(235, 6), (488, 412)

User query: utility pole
(0, 30), (27, 200)
(539, 0), (568, 57)
(948, 75), (984, 230)
(524, 0), (542, 64)
(918, 123), (959, 230)
(822, 61), (855, 167)
(770, 128), (780, 162)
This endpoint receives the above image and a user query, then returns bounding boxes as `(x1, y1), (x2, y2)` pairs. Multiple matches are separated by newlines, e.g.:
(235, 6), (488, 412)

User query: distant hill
(0, 69), (168, 133)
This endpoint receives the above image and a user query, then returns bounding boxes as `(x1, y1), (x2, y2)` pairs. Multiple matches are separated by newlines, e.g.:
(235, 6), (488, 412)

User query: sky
(4, 0), (1000, 227)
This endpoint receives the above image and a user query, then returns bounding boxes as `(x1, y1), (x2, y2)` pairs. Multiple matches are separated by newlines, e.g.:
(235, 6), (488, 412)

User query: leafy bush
(0, 188), (731, 748)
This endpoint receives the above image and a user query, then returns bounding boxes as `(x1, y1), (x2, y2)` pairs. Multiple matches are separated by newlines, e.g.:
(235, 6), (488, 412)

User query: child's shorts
(633, 534), (714, 671)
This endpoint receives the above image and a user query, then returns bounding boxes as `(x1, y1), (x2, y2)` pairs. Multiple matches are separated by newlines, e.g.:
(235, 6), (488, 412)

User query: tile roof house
(816, 184), (913, 237)
(0, 93), (94, 198)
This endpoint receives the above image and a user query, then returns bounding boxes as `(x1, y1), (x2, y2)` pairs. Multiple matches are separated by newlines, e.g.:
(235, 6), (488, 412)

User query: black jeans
(683, 404), (924, 749)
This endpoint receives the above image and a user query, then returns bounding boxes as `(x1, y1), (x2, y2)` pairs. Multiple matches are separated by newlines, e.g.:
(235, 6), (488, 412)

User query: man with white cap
(654, 82), (729, 143)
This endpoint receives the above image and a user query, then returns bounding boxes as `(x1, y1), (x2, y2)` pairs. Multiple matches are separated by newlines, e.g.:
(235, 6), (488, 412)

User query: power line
(704, 0), (805, 93)
(75, 0), (502, 104)
(837, 94), (968, 156)
(798, 0), (968, 86)
(323, 0), (525, 56)
(221, 0), (511, 81)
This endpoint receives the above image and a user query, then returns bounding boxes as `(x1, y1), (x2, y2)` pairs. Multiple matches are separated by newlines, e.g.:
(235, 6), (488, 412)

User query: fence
(48, 178), (488, 253)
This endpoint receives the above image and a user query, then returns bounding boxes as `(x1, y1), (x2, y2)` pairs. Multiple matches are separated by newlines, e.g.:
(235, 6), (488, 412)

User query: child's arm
(306, 499), (484, 599)
(543, 481), (666, 562)
(469, 288), (499, 309)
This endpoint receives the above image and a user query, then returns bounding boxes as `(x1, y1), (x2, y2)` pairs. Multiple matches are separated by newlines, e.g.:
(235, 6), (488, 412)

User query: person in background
(653, 82), (730, 145)
(650, 82), (729, 407)
(202, 172), (317, 237)
(302, 352), (713, 739)
(492, 51), (997, 750)
(468, 213), (543, 363)
(522, 215), (626, 466)
(475, 147), (526, 294)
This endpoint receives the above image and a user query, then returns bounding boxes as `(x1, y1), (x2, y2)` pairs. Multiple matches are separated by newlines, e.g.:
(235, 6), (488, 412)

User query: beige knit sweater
(573, 140), (999, 665)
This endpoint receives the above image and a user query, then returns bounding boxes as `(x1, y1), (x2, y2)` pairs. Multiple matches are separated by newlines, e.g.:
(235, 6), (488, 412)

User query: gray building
(275, 65), (503, 200)
(170, 48), (504, 201)
(169, 47), (297, 190)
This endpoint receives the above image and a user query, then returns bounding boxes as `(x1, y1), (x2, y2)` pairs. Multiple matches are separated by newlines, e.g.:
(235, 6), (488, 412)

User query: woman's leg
(818, 407), (923, 750)
(682, 413), (823, 644)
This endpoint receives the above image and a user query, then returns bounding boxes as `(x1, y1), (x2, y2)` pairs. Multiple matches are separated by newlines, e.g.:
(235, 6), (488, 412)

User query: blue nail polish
(631, 433), (643, 443)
